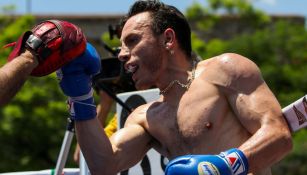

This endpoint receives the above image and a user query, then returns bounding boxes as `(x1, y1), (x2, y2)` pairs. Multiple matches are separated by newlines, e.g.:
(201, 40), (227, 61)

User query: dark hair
(120, 0), (192, 58)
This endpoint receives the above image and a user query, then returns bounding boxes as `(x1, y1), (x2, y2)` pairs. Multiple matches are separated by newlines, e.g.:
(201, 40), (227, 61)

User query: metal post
(79, 151), (90, 175)
(26, 0), (31, 14)
(54, 117), (75, 175)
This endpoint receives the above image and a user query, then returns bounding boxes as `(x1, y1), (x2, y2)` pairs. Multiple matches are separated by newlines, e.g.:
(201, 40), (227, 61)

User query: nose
(118, 46), (130, 62)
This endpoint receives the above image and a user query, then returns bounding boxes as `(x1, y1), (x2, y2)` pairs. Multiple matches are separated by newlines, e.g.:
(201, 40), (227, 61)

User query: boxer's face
(119, 12), (166, 90)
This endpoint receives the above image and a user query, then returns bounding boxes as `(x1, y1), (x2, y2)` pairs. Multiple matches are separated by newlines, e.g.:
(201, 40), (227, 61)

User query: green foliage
(0, 4), (16, 14)
(186, 3), (220, 32)
(186, 0), (270, 34)
(0, 74), (73, 172)
(207, 0), (270, 23)
(101, 32), (120, 48)
(272, 129), (307, 175)
(207, 0), (253, 14)
(0, 15), (34, 65)
(220, 21), (307, 105)
(0, 15), (34, 45)
(191, 32), (207, 57)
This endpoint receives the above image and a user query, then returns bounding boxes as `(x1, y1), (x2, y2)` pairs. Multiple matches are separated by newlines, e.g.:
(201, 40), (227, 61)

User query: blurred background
(0, 0), (306, 174)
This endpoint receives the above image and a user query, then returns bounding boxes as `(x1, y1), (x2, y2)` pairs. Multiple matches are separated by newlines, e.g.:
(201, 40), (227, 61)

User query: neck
(159, 60), (196, 96)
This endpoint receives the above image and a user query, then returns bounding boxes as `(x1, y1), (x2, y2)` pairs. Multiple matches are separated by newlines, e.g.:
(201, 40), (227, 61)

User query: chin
(135, 81), (152, 91)
(135, 85), (147, 91)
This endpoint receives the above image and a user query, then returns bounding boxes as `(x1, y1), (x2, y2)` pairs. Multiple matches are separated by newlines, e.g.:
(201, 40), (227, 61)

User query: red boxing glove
(5, 19), (86, 76)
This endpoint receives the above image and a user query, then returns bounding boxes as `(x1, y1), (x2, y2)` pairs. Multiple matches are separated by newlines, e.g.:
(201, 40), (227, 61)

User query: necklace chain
(159, 61), (196, 95)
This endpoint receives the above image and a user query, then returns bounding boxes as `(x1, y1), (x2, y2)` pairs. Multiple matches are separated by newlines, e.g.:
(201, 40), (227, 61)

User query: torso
(130, 58), (250, 157)
(128, 56), (270, 175)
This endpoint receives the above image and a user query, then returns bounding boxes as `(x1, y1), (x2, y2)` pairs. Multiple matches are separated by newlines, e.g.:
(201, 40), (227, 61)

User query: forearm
(76, 117), (152, 175)
(0, 50), (37, 106)
(75, 117), (117, 175)
(239, 118), (292, 173)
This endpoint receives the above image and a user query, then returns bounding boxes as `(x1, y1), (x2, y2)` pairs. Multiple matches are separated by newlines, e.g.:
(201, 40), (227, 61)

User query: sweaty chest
(145, 88), (229, 157)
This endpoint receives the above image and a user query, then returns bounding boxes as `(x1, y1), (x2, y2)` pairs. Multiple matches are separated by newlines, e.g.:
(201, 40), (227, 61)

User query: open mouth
(125, 64), (139, 82)
(126, 64), (138, 74)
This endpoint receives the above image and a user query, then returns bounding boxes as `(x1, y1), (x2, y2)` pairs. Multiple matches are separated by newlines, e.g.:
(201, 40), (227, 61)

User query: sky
(0, 0), (306, 18)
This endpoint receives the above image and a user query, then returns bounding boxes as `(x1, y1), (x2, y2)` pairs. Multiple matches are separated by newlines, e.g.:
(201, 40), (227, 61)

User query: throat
(159, 61), (197, 95)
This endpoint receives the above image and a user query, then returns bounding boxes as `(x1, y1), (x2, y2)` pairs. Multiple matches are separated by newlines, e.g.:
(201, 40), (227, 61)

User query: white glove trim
(69, 88), (94, 101)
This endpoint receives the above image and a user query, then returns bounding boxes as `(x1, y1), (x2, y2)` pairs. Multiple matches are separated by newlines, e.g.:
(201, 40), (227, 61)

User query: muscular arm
(0, 50), (38, 106)
(73, 90), (114, 163)
(75, 105), (152, 175)
(219, 53), (292, 173)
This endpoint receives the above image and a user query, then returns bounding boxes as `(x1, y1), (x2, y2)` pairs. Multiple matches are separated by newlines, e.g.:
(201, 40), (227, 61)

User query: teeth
(127, 65), (136, 73)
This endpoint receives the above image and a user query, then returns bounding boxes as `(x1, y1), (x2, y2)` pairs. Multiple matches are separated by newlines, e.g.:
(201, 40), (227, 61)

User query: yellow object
(104, 114), (118, 137)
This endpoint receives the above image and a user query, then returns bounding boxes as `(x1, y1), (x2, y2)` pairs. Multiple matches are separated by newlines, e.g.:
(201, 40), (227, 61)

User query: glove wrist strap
(67, 89), (96, 121)
(68, 89), (94, 102)
(221, 148), (249, 175)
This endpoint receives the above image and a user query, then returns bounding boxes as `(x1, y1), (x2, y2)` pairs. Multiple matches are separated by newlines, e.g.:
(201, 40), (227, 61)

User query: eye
(125, 35), (139, 47)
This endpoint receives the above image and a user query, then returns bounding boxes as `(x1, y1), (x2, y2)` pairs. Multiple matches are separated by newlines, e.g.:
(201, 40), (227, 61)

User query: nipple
(205, 122), (212, 129)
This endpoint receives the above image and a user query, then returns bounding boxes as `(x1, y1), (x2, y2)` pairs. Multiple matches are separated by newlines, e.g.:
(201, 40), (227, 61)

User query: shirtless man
(57, 1), (292, 174)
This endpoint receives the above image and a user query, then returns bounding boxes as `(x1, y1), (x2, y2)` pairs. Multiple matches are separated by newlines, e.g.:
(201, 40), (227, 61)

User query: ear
(163, 28), (175, 49)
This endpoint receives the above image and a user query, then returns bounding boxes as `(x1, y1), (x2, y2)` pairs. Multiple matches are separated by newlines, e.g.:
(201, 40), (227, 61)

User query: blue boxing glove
(165, 148), (249, 175)
(56, 42), (101, 120)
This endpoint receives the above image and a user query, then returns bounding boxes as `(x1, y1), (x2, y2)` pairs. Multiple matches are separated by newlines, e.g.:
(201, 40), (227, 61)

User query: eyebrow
(120, 32), (135, 43)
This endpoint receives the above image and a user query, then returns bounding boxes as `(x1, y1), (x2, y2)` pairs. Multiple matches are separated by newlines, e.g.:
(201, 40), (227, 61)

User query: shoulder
(213, 53), (260, 76)
(199, 53), (264, 90)
(124, 102), (152, 127)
